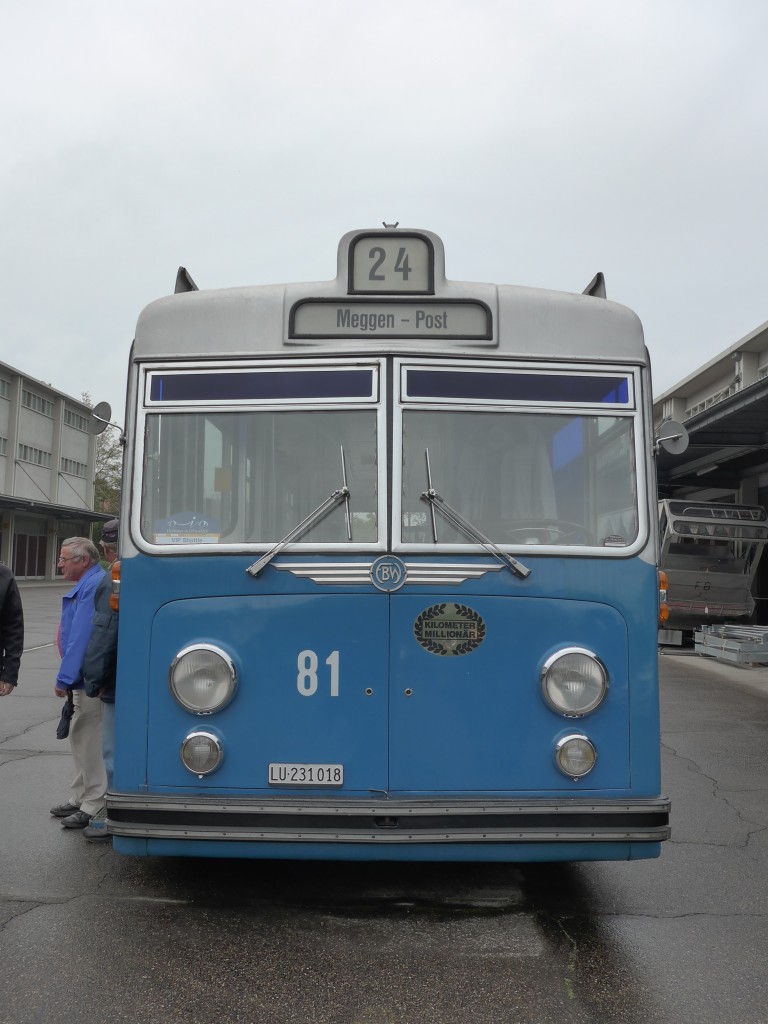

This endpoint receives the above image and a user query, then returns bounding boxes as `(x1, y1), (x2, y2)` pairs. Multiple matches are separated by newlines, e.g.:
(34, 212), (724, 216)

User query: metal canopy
(657, 376), (768, 495)
(0, 495), (114, 525)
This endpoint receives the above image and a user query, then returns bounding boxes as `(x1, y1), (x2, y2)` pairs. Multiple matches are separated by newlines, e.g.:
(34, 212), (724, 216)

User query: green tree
(82, 392), (122, 514)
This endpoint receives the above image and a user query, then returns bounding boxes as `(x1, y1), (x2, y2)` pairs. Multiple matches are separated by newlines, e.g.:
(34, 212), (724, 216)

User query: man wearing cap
(82, 519), (120, 842)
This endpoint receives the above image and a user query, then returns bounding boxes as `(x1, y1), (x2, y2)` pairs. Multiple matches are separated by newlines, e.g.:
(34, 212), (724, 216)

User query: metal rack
(694, 624), (768, 664)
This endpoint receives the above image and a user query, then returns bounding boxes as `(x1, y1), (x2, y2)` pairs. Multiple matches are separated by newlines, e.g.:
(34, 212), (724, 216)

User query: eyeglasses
(58, 554), (83, 564)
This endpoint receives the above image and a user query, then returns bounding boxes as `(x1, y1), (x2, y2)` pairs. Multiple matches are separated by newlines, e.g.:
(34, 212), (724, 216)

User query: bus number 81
(297, 649), (340, 697)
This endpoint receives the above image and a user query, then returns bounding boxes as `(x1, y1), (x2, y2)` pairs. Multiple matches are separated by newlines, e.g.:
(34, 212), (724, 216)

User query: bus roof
(132, 228), (647, 366)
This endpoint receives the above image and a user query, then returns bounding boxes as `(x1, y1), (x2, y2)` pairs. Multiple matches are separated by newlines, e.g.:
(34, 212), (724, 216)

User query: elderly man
(0, 563), (24, 697)
(82, 519), (120, 842)
(49, 537), (106, 829)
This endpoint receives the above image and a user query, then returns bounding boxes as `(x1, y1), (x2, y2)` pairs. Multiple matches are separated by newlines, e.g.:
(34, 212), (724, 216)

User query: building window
(17, 443), (52, 468)
(64, 408), (89, 432)
(60, 457), (87, 477)
(0, 437), (7, 455)
(21, 389), (54, 417)
(0, 379), (10, 400)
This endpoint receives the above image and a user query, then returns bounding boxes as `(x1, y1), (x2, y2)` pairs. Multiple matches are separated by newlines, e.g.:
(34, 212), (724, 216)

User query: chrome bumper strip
(106, 793), (670, 844)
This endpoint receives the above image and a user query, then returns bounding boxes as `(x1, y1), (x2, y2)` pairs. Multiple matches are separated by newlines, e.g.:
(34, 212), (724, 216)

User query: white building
(0, 360), (111, 580)
(654, 320), (768, 506)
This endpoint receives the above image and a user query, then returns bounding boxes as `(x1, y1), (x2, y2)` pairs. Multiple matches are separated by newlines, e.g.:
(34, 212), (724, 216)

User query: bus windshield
(142, 409), (379, 545)
(401, 410), (638, 547)
(141, 406), (637, 549)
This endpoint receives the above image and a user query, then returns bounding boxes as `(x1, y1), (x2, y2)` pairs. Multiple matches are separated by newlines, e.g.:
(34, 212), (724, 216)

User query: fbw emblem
(371, 556), (407, 592)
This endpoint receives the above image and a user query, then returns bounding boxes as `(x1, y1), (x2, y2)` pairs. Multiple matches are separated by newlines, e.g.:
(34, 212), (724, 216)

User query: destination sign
(350, 234), (433, 293)
(290, 300), (492, 340)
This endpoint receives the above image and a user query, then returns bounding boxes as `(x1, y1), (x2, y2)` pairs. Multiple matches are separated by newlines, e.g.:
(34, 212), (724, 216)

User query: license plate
(268, 762), (344, 787)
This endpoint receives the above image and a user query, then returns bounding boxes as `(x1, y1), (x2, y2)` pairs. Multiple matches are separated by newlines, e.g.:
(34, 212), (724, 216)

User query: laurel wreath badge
(413, 602), (486, 657)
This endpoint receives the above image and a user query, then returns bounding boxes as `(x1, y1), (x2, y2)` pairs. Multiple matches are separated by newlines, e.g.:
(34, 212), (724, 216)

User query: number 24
(368, 246), (411, 281)
(297, 649), (339, 697)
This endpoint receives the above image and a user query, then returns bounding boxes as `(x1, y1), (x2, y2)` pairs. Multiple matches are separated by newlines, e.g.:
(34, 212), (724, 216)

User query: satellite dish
(656, 420), (689, 456)
(90, 401), (113, 435)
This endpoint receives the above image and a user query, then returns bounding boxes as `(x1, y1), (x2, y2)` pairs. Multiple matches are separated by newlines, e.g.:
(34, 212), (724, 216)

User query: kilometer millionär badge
(413, 603), (486, 656)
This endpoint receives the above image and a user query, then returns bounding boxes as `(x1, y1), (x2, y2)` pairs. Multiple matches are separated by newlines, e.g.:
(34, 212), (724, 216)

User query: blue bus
(107, 226), (670, 861)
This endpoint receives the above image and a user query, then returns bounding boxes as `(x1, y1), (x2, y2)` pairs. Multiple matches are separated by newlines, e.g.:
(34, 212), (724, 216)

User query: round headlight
(555, 734), (597, 779)
(180, 730), (223, 776)
(541, 648), (608, 716)
(170, 644), (236, 714)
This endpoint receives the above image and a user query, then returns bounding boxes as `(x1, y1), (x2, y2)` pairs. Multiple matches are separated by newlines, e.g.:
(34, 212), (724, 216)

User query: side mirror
(655, 420), (689, 456)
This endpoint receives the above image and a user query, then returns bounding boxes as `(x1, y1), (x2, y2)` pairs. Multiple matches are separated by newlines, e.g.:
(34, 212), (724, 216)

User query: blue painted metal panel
(388, 594), (629, 793)
(112, 552), (662, 858)
(145, 595), (390, 793)
(112, 837), (660, 862)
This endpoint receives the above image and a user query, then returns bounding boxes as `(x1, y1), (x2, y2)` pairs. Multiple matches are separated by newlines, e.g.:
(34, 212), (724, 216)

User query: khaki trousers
(68, 688), (107, 816)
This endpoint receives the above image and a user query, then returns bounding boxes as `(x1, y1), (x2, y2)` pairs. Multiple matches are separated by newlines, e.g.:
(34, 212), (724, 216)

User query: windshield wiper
(247, 446), (351, 578)
(420, 449), (531, 580)
(246, 486), (350, 577)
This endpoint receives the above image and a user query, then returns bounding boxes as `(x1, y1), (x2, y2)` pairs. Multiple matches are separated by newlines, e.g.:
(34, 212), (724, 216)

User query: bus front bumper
(105, 794), (670, 845)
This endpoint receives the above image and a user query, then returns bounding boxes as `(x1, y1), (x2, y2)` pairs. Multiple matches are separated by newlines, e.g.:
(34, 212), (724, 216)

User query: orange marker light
(110, 559), (121, 612)
(658, 570), (669, 625)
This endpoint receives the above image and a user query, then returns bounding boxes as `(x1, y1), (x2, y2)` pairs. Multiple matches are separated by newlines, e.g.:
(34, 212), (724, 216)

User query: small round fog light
(180, 730), (223, 776)
(555, 734), (596, 779)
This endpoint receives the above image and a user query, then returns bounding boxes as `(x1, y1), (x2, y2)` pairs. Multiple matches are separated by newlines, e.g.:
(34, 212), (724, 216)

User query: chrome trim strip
(271, 561), (504, 585)
(108, 794), (668, 815)
(108, 823), (669, 844)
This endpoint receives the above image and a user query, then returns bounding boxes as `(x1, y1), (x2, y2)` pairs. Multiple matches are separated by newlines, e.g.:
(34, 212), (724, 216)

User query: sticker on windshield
(413, 603), (486, 657)
(154, 513), (220, 544)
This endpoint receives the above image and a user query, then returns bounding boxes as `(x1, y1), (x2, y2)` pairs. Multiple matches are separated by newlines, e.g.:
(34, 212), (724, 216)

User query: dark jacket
(82, 571), (117, 703)
(0, 565), (24, 688)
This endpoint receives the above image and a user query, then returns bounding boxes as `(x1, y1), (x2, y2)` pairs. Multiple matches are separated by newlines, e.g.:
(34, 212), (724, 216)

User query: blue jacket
(57, 563), (105, 690)
(83, 571), (118, 703)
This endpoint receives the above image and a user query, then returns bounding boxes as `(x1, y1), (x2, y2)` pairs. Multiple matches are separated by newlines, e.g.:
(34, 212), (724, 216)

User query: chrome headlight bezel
(555, 733), (597, 779)
(169, 643), (237, 715)
(180, 729), (224, 776)
(541, 647), (608, 717)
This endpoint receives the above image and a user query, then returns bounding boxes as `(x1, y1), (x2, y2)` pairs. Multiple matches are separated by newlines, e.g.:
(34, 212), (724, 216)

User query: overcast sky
(2, 0), (766, 423)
